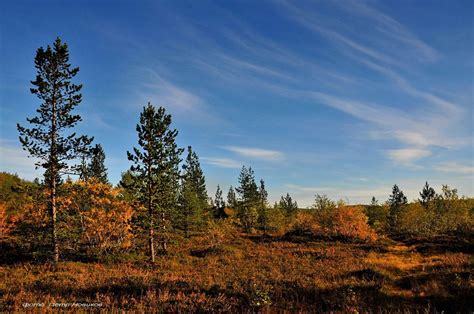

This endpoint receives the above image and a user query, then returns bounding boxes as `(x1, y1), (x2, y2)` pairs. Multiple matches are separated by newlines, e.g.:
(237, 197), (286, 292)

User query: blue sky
(1, 0), (473, 206)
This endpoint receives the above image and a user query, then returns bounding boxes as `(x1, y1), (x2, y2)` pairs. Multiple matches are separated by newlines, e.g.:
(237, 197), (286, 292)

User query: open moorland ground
(1, 234), (472, 312)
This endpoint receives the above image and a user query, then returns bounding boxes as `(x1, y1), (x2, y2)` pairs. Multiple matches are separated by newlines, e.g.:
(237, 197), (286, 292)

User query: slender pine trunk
(149, 201), (155, 262)
(51, 93), (59, 263)
(51, 177), (59, 262)
(160, 211), (167, 253)
(149, 225), (155, 262)
(148, 163), (155, 262)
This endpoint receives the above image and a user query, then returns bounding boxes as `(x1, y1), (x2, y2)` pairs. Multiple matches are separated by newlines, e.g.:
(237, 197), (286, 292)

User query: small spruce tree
(236, 166), (259, 232)
(179, 146), (208, 237)
(419, 181), (436, 207)
(279, 193), (298, 216)
(127, 103), (183, 260)
(388, 184), (408, 231)
(257, 179), (269, 234)
(88, 144), (108, 184)
(227, 185), (237, 209)
(214, 185), (225, 213)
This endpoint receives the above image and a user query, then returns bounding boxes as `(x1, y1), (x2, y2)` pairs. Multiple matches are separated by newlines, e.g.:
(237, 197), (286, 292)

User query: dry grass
(0, 234), (472, 312)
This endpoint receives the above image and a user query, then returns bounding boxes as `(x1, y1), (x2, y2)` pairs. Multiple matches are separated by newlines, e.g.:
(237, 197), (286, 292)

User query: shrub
(332, 206), (377, 241)
(433, 198), (473, 234)
(59, 180), (134, 256)
(288, 211), (321, 235)
(398, 202), (436, 237)
(364, 204), (389, 232)
(398, 198), (474, 237)
(204, 218), (239, 249)
(287, 199), (376, 242)
(0, 202), (12, 238)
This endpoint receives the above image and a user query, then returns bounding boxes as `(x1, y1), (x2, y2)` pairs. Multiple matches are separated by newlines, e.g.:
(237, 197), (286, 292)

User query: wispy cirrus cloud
(224, 146), (285, 161)
(303, 91), (464, 164)
(132, 67), (223, 125)
(201, 157), (242, 169)
(338, 0), (440, 62)
(279, 1), (399, 66)
(386, 148), (432, 165)
(434, 161), (474, 174)
(280, 0), (439, 66)
(358, 58), (461, 115)
(186, 0), (463, 169)
(93, 1), (469, 175)
(137, 68), (204, 112)
(269, 1), (467, 167)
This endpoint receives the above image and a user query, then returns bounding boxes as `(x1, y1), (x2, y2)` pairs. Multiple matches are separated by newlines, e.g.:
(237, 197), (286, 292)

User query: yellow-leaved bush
(59, 180), (134, 256)
(0, 202), (11, 238)
(288, 206), (376, 242)
(203, 218), (239, 249)
(331, 206), (377, 241)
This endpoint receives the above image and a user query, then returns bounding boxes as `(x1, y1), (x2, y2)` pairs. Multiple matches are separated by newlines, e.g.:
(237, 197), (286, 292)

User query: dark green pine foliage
(257, 179), (270, 235)
(279, 193), (298, 216)
(88, 144), (108, 184)
(119, 170), (140, 202)
(236, 166), (260, 232)
(213, 185), (225, 218)
(370, 196), (378, 206)
(214, 185), (225, 209)
(178, 146), (208, 237)
(227, 186), (237, 209)
(419, 181), (436, 207)
(17, 37), (93, 262)
(388, 184), (408, 231)
(78, 156), (89, 181)
(79, 144), (108, 183)
(127, 103), (183, 260)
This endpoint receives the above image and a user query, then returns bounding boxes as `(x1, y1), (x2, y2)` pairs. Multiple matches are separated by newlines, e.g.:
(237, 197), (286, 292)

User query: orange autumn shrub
(332, 206), (377, 241)
(288, 211), (321, 235)
(287, 206), (376, 242)
(59, 180), (134, 256)
(204, 218), (240, 249)
(0, 202), (11, 238)
(8, 187), (49, 243)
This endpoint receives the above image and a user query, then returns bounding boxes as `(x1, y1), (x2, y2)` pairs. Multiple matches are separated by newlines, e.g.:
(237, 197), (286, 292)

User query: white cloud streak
(139, 68), (203, 112)
(224, 146), (285, 161)
(201, 157), (242, 169)
(386, 148), (432, 164)
(339, 0), (440, 62)
(434, 162), (474, 174)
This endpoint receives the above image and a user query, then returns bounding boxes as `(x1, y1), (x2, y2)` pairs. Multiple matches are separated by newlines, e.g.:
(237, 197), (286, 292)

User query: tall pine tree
(17, 37), (93, 262)
(214, 185), (225, 218)
(257, 179), (269, 234)
(79, 143), (108, 183)
(419, 181), (436, 207)
(370, 196), (378, 206)
(127, 103), (183, 260)
(236, 166), (259, 232)
(279, 193), (298, 216)
(214, 185), (225, 209)
(227, 186), (237, 209)
(178, 146), (208, 237)
(388, 184), (408, 231)
(88, 144), (108, 183)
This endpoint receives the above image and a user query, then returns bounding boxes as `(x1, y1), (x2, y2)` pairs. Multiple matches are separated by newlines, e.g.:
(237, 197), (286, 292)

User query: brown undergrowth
(0, 234), (472, 312)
